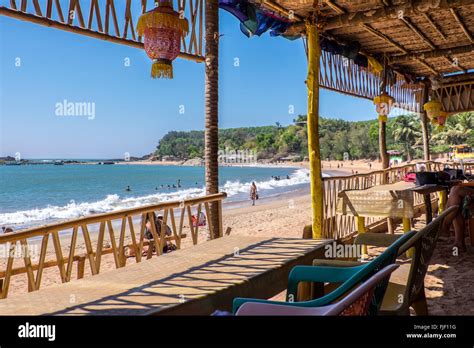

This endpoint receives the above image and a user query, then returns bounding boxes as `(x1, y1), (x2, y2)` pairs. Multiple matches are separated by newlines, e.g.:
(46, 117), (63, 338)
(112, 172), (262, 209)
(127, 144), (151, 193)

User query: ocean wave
(0, 168), (314, 228)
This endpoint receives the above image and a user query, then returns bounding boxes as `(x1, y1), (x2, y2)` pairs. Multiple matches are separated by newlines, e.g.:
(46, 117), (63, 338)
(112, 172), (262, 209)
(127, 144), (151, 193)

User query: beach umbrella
(137, 0), (189, 79)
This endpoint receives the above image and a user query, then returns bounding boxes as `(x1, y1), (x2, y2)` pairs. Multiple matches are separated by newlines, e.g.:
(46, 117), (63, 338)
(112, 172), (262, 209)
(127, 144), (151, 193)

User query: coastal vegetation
(155, 112), (474, 161)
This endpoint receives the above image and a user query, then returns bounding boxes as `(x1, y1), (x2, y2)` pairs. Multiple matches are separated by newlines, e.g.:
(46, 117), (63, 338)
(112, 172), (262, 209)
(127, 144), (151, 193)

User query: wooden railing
(321, 160), (474, 240)
(0, 193), (226, 299)
(0, 0), (205, 62)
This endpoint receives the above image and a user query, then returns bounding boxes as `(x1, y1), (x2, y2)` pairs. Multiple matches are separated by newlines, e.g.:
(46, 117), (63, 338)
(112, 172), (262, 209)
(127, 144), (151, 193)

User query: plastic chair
(232, 230), (415, 314)
(235, 264), (399, 316)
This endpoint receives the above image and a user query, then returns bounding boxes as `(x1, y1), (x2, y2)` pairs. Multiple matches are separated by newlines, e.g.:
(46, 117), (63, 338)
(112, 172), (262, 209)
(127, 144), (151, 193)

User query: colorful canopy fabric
(220, 0), (290, 38)
(219, 0), (380, 70)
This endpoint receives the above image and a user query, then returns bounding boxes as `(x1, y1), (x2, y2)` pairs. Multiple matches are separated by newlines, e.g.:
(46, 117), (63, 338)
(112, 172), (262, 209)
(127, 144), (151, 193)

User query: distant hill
(152, 112), (473, 162)
(156, 116), (379, 161)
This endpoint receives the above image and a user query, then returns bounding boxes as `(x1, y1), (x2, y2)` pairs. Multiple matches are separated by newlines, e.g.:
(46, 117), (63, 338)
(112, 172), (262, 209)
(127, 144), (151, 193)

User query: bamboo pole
(420, 83), (431, 162)
(306, 21), (324, 239)
(379, 61), (390, 171)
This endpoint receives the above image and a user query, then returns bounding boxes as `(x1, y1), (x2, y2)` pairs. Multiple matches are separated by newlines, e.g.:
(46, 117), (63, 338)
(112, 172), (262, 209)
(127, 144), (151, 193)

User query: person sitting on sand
(126, 214), (175, 257)
(442, 185), (474, 252)
(250, 182), (258, 206)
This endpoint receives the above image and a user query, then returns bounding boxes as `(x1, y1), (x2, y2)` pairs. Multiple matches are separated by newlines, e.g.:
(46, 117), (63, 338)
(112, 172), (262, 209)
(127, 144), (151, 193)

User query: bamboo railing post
(306, 20), (324, 239)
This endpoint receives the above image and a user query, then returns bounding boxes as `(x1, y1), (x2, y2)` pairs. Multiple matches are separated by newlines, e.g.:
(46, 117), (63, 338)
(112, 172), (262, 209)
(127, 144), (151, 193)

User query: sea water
(0, 164), (311, 230)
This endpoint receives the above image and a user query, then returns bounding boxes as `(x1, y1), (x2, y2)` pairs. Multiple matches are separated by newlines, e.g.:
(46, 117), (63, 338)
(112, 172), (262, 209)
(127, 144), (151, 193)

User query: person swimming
(125, 185), (131, 192)
(2, 227), (13, 234)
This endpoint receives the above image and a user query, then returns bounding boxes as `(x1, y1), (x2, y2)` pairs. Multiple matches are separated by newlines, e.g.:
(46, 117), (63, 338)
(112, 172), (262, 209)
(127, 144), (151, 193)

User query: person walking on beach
(250, 182), (258, 206)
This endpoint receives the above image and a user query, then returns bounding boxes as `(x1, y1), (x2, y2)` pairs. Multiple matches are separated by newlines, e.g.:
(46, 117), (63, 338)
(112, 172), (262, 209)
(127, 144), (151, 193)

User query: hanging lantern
(423, 99), (448, 128)
(423, 99), (443, 121)
(137, 0), (189, 79)
(437, 111), (449, 128)
(373, 92), (395, 122)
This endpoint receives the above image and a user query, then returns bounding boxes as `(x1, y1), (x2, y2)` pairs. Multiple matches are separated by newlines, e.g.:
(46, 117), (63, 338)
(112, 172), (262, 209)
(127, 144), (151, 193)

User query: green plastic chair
(310, 206), (458, 315)
(232, 230), (416, 314)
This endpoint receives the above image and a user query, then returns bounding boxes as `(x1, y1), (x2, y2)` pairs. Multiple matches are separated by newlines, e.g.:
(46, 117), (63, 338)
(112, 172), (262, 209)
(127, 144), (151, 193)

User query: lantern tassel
(151, 61), (173, 79)
(137, 12), (189, 37)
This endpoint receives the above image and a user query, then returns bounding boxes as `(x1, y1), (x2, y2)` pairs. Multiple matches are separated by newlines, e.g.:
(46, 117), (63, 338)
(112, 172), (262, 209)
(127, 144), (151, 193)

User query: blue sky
(0, 9), (376, 159)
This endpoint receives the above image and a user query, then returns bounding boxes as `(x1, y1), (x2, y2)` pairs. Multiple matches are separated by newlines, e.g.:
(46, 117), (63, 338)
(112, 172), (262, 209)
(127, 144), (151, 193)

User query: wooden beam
(422, 13), (447, 41)
(323, 0), (474, 30)
(0, 6), (205, 63)
(450, 8), (474, 43)
(324, 0), (345, 14)
(390, 44), (474, 63)
(400, 17), (436, 50)
(417, 58), (439, 75)
(262, 0), (302, 21)
(444, 56), (467, 73)
(360, 23), (408, 54)
(325, 0), (439, 76)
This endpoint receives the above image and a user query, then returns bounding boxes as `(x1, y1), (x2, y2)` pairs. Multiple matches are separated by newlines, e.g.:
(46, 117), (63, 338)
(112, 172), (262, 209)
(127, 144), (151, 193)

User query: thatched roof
(253, 0), (474, 79)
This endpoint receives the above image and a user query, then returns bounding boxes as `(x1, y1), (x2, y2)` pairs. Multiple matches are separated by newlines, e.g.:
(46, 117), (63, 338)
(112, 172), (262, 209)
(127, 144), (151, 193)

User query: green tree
(391, 114), (422, 161)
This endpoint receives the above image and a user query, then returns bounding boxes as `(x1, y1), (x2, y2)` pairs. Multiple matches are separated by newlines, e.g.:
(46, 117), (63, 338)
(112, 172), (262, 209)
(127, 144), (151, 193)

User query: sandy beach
(117, 158), (384, 175)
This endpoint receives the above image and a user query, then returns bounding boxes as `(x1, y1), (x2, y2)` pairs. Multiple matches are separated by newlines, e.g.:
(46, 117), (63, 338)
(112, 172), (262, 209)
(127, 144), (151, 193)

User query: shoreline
(0, 187), (314, 298)
(0, 160), (379, 232)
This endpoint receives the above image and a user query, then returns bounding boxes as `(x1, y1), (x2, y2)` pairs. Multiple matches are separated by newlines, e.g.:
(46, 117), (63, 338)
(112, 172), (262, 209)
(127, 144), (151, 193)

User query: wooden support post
(356, 216), (367, 256)
(439, 190), (447, 212)
(379, 62), (390, 172)
(306, 21), (324, 239)
(379, 121), (390, 171)
(420, 83), (431, 164)
(204, 0), (220, 240)
(403, 218), (414, 258)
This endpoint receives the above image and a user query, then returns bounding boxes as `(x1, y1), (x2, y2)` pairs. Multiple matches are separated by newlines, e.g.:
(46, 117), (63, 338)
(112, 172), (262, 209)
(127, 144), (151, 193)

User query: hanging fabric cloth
(367, 56), (384, 73)
(219, 0), (249, 22)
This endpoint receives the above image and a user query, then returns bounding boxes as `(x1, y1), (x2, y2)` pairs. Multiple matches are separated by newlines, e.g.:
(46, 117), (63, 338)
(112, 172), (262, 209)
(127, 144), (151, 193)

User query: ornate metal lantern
(373, 92), (395, 122)
(137, 0), (189, 79)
